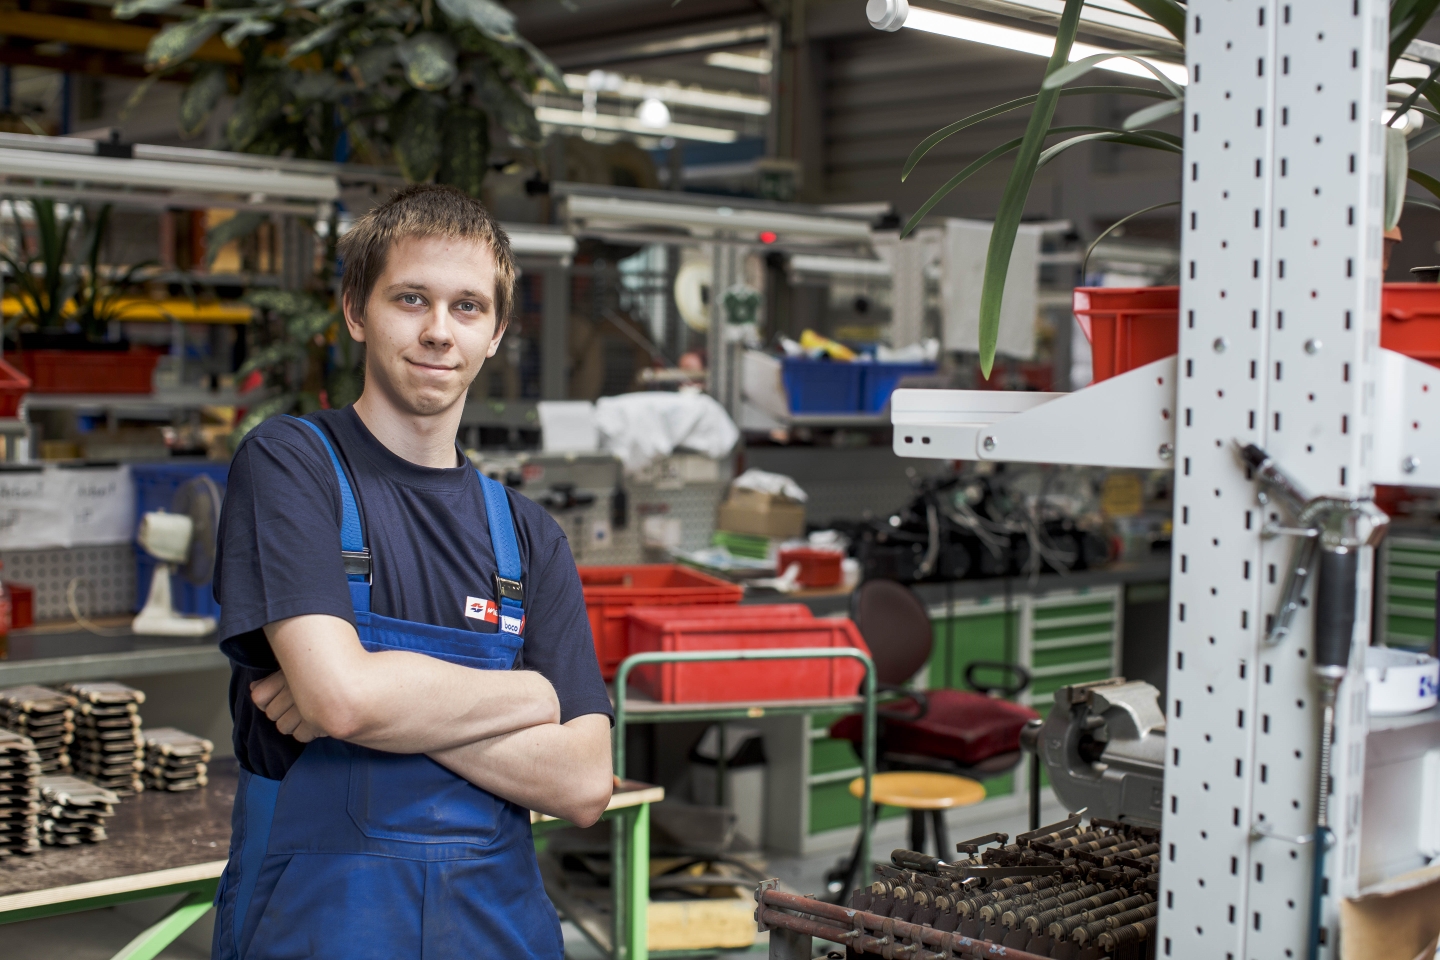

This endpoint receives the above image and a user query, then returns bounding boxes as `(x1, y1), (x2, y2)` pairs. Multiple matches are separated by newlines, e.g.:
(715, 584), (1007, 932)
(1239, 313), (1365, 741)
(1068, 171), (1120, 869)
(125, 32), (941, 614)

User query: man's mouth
(406, 358), (458, 373)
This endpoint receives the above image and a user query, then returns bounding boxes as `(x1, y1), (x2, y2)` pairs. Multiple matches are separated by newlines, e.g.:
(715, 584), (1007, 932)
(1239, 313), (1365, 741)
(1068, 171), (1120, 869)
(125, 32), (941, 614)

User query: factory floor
(6, 792), (1065, 959)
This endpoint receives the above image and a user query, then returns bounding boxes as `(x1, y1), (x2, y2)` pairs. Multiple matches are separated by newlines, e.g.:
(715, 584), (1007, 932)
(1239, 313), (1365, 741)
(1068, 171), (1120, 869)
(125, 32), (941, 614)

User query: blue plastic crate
(859, 361), (937, 413)
(780, 358), (864, 414)
(132, 461), (231, 617)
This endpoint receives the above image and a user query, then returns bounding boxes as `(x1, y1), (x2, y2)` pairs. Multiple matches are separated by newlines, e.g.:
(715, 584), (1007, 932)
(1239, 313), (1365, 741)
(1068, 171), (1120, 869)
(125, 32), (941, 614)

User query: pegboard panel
(1166, 3), (1385, 958)
(1, 544), (137, 622)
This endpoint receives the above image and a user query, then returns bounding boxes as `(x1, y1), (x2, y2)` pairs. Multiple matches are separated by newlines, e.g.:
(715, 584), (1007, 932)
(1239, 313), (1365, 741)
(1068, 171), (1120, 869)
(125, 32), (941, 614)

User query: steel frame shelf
(889, 2), (1425, 956)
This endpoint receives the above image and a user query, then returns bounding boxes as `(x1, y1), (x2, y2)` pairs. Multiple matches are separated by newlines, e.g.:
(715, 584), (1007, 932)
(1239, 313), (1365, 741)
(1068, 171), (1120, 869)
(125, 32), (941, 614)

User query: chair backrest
(851, 578), (933, 687)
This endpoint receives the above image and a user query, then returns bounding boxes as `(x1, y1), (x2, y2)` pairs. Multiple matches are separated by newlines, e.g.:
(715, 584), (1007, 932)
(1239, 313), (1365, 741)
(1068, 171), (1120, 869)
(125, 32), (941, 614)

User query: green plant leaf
(399, 32), (458, 90)
(113, 0), (186, 19)
(902, 85), (1170, 182)
(287, 309), (339, 340)
(1408, 167), (1440, 202)
(1081, 200), (1181, 276)
(1121, 0), (1186, 43)
(350, 44), (396, 87)
(435, 0), (516, 41)
(232, 392), (299, 446)
(1405, 123), (1440, 151)
(437, 104), (490, 196)
(1391, 0), (1440, 70)
(516, 37), (566, 92)
(247, 289), (322, 316)
(1042, 50), (1183, 100)
(1122, 97), (1183, 131)
(222, 17), (275, 47)
(1388, 125), (1411, 230)
(1037, 130), (1183, 167)
(236, 342), (306, 380)
(179, 65), (228, 138)
(392, 92), (447, 181)
(1390, 62), (1440, 127)
(902, 138), (1024, 238)
(225, 71), (289, 151)
(1404, 196), (1440, 215)
(147, 18), (222, 71)
(474, 64), (539, 141)
(286, 20), (348, 61)
(293, 71), (345, 102)
(204, 211), (268, 267)
(977, 0), (1086, 379)
(1390, 76), (1440, 118)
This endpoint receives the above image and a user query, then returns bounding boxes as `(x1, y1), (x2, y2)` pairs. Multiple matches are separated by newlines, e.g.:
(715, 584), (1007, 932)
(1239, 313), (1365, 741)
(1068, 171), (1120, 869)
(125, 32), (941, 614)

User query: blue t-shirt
(214, 407), (612, 779)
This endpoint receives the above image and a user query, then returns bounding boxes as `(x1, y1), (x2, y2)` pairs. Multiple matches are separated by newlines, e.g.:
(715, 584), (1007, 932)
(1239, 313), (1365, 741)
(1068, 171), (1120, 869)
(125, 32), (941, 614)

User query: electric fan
(132, 475), (221, 637)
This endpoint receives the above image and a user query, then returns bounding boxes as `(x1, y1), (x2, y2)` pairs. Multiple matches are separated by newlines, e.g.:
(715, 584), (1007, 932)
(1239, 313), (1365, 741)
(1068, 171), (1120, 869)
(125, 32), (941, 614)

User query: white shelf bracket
(891, 356), (1176, 469)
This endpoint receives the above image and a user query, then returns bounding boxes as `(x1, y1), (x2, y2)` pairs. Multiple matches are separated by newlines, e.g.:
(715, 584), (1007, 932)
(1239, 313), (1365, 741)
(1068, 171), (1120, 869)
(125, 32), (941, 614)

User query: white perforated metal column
(1165, 3), (1384, 958)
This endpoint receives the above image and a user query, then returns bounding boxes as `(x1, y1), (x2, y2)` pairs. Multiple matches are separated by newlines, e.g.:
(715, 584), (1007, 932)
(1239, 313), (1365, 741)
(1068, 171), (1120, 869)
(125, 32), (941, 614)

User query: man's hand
(251, 672), (327, 743)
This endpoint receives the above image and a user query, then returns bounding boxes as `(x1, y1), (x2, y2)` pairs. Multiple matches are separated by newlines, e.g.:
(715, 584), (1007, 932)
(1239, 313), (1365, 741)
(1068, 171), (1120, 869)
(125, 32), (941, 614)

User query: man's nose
(419, 306), (455, 348)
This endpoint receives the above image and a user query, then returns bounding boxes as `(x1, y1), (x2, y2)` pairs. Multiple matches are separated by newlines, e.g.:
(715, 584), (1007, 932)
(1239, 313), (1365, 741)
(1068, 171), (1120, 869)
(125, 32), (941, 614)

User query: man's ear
(485, 316), (510, 358)
(342, 292), (366, 343)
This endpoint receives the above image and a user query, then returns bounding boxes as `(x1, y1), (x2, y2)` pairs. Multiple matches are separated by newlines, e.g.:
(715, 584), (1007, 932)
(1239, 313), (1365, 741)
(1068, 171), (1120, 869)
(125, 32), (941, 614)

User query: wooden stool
(850, 772), (986, 862)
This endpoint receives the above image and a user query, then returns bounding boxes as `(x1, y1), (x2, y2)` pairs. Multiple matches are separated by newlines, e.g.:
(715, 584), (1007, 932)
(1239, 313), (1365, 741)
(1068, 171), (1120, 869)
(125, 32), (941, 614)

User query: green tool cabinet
(798, 584), (1123, 845)
(1376, 535), (1440, 650)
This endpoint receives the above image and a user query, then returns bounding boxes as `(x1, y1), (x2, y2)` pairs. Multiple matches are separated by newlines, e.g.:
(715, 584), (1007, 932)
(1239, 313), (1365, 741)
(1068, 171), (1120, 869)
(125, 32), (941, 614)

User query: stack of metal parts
(756, 815), (1160, 960)
(0, 729), (40, 857)
(0, 685), (77, 773)
(37, 775), (118, 846)
(62, 682), (145, 795)
(142, 728), (212, 792)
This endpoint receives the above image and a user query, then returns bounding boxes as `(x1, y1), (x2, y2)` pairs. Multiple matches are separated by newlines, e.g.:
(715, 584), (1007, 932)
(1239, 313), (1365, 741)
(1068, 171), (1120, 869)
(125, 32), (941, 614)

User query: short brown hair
(338, 184), (516, 325)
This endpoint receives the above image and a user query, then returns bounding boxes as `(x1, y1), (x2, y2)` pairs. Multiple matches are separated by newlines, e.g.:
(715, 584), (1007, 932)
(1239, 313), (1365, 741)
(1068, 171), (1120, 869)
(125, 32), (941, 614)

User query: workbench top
(0, 625), (226, 686)
(0, 759), (236, 902)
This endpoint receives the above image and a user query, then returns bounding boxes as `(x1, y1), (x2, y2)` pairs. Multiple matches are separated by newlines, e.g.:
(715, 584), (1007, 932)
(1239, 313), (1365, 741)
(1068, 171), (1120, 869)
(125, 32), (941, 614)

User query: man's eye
(401, 294), (422, 305)
(456, 301), (477, 312)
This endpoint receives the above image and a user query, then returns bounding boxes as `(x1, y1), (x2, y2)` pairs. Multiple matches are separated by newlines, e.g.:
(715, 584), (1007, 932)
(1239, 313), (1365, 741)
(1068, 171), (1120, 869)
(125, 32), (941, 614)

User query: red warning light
(759, 230), (778, 244)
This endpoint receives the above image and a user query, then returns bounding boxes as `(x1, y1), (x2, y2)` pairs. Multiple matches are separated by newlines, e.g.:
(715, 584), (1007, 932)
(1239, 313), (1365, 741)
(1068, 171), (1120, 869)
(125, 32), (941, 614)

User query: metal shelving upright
(889, 2), (1440, 957)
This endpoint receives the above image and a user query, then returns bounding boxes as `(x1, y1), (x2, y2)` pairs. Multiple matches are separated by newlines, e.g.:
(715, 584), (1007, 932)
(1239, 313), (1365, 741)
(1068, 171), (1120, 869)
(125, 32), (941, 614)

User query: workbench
(0, 760), (234, 960)
(0, 757), (666, 960)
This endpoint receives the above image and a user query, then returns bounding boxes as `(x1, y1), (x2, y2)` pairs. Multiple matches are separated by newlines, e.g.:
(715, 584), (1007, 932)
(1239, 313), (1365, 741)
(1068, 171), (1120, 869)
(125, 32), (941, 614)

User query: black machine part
(170, 475), (222, 586)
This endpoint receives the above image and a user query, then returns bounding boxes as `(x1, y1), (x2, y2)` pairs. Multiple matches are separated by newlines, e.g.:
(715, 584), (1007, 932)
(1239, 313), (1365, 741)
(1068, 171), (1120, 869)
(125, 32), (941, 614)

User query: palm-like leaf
(902, 86), (1170, 182)
(975, 0), (1085, 378)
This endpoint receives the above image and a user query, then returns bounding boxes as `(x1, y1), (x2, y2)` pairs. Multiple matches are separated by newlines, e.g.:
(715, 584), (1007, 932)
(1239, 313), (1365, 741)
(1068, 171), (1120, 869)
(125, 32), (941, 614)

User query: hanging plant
(902, 0), (1440, 377)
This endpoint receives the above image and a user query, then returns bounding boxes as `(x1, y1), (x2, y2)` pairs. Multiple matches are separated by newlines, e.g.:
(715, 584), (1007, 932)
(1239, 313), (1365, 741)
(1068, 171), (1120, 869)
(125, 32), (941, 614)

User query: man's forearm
(428, 714), (613, 826)
(262, 615), (559, 753)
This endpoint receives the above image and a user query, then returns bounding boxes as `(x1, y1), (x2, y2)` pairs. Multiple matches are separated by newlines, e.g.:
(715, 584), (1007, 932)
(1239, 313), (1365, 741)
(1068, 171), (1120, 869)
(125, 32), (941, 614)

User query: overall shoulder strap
(478, 472), (525, 634)
(287, 417), (371, 605)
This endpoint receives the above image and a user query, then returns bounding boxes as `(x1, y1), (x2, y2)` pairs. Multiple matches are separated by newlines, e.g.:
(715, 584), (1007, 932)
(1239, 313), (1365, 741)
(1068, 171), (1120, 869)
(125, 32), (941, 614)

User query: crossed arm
(253, 614), (613, 826)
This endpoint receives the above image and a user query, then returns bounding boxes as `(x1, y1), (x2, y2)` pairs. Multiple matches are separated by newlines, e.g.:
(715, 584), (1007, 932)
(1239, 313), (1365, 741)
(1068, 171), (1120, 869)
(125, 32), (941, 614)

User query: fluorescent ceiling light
(704, 51), (772, 74)
(563, 72), (770, 116)
(535, 107), (738, 143)
(888, 4), (1188, 87)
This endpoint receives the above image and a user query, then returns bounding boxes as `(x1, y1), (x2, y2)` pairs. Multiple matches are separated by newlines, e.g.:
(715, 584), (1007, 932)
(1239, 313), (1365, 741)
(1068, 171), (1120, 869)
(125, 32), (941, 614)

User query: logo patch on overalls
(500, 614), (524, 635)
(465, 596), (499, 624)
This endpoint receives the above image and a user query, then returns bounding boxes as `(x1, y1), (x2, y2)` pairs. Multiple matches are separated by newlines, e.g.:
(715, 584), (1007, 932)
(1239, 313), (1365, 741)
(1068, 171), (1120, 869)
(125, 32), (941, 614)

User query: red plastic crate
(1072, 287), (1181, 384)
(1076, 284), (1440, 382)
(18, 350), (159, 394)
(776, 547), (844, 588)
(578, 564), (744, 680)
(1381, 283), (1440, 366)
(625, 605), (869, 704)
(0, 359), (30, 417)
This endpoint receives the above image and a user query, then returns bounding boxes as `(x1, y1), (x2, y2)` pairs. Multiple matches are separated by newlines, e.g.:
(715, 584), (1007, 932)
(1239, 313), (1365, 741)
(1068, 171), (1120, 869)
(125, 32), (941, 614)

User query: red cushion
(829, 689), (1039, 767)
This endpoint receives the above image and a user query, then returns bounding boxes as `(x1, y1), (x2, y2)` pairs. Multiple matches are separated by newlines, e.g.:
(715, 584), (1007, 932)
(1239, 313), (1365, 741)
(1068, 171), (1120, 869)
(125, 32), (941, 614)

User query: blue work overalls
(212, 418), (564, 959)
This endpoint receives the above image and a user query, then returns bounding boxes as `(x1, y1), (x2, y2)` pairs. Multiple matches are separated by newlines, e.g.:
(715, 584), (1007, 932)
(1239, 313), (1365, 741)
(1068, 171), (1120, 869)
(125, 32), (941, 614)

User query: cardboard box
(715, 486), (806, 539)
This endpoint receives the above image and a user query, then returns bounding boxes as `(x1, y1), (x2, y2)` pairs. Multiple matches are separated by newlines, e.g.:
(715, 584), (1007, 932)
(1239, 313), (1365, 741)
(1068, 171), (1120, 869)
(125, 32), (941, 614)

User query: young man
(211, 184), (613, 959)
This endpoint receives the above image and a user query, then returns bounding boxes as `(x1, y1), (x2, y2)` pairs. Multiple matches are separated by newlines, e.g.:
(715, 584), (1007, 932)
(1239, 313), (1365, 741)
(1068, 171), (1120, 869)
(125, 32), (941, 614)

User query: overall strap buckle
(342, 549), (372, 581)
(493, 574), (525, 604)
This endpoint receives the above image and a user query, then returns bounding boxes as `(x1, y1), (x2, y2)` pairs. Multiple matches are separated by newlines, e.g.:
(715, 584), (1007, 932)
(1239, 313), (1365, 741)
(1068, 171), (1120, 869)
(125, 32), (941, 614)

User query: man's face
(345, 234), (505, 417)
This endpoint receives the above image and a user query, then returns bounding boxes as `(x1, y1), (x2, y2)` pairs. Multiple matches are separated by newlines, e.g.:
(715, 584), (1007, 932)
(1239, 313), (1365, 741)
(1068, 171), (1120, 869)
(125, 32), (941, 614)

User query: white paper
(942, 218), (1042, 360)
(537, 401), (599, 453)
(0, 465), (134, 551)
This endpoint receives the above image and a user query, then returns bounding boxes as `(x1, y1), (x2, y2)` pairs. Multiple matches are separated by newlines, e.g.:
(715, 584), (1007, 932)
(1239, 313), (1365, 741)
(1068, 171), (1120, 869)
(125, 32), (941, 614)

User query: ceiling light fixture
(704, 51), (773, 74)
(534, 107), (738, 143)
(565, 72), (771, 116)
(637, 98), (672, 129)
(867, 0), (1188, 86)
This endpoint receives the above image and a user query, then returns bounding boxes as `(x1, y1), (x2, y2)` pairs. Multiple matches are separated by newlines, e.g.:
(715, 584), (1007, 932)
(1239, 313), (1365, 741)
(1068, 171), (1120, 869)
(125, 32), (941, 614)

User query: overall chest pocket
(347, 749), (502, 848)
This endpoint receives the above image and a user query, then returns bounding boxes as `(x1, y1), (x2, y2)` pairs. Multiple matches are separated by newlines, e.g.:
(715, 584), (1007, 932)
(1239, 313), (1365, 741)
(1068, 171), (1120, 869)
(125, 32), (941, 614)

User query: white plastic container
(1365, 645), (1440, 716)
